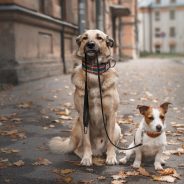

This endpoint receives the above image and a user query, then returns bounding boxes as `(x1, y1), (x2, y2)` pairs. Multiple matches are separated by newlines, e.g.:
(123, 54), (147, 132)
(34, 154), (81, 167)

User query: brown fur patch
(143, 107), (154, 125)
(159, 108), (166, 124)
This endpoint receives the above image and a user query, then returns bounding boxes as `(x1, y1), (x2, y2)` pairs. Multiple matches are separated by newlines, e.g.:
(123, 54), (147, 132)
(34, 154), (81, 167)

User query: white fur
(49, 137), (74, 154)
(120, 108), (167, 170)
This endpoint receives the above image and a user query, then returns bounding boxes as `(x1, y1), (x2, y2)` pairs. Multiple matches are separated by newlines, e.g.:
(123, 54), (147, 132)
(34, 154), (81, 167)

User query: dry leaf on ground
(59, 115), (72, 120)
(13, 160), (25, 167)
(17, 101), (33, 108)
(111, 179), (126, 184)
(53, 168), (74, 175)
(63, 176), (73, 184)
(79, 179), (94, 184)
(97, 176), (106, 180)
(0, 148), (20, 154)
(92, 157), (105, 166)
(152, 175), (176, 183)
(33, 157), (52, 166)
(158, 168), (176, 175)
(137, 167), (150, 177)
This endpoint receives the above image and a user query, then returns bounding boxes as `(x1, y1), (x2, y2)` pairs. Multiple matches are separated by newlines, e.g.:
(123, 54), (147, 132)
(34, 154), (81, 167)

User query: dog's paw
(119, 157), (127, 164)
(81, 156), (92, 166)
(106, 155), (118, 165)
(154, 162), (163, 170)
(133, 161), (141, 168)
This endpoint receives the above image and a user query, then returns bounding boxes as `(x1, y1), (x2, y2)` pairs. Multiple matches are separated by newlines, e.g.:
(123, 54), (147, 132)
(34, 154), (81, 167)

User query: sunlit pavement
(0, 58), (184, 184)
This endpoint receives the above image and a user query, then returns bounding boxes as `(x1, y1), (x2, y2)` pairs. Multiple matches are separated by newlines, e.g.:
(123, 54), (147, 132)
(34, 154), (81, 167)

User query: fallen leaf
(126, 170), (139, 176)
(64, 176), (73, 183)
(53, 168), (74, 175)
(111, 180), (126, 184)
(13, 160), (25, 167)
(0, 158), (12, 168)
(152, 175), (176, 183)
(93, 157), (105, 166)
(79, 179), (94, 184)
(0, 148), (20, 154)
(112, 175), (124, 180)
(59, 115), (72, 120)
(17, 101), (32, 108)
(158, 168), (176, 175)
(137, 167), (150, 176)
(97, 176), (106, 180)
(33, 157), (52, 166)
(56, 108), (70, 116)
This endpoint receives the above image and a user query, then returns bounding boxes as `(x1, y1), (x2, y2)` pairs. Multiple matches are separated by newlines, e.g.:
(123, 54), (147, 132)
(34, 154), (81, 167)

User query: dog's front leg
(133, 148), (142, 168)
(106, 114), (118, 165)
(154, 149), (164, 170)
(81, 126), (92, 166)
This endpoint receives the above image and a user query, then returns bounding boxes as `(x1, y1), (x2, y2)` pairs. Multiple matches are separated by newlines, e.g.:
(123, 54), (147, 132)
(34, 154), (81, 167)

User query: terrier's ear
(137, 105), (150, 115)
(76, 35), (82, 46)
(160, 102), (172, 113)
(106, 35), (114, 47)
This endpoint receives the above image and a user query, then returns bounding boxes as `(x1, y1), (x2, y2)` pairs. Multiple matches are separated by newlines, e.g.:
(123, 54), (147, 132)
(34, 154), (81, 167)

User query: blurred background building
(138, 0), (184, 54)
(0, 0), (138, 84)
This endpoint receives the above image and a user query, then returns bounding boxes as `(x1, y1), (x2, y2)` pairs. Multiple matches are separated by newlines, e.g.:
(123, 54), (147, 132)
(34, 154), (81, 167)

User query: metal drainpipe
(96, 0), (104, 31)
(79, 0), (86, 34)
(60, 0), (66, 74)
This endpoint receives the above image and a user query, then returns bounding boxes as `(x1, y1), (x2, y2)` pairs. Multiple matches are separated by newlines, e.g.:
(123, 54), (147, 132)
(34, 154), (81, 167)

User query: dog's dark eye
(97, 36), (102, 40)
(160, 115), (165, 120)
(83, 36), (88, 40)
(148, 116), (154, 121)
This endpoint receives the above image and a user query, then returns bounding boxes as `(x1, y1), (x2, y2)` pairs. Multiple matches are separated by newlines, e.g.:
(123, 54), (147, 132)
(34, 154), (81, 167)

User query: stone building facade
(138, 0), (184, 54)
(0, 0), (78, 84)
(0, 0), (137, 84)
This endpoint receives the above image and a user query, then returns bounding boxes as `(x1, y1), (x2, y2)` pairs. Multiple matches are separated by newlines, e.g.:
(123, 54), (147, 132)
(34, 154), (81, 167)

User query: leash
(83, 52), (143, 150)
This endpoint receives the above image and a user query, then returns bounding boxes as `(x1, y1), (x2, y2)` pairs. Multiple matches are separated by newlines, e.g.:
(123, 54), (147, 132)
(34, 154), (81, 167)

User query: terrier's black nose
(156, 125), (162, 132)
(86, 41), (95, 49)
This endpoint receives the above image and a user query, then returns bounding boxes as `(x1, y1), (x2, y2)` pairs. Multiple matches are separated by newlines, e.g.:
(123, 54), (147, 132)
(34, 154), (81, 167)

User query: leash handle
(83, 53), (90, 134)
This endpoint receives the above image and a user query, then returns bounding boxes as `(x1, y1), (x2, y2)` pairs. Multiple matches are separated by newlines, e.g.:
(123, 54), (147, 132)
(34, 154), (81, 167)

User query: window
(155, 11), (160, 21)
(155, 45), (161, 53)
(169, 45), (176, 53)
(156, 0), (161, 4)
(169, 27), (175, 37)
(170, 10), (175, 20)
(155, 28), (160, 37)
(170, 0), (176, 3)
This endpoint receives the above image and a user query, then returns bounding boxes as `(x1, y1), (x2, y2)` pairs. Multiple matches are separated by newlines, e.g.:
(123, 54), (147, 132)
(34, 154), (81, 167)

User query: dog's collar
(146, 131), (162, 138)
(82, 61), (111, 75)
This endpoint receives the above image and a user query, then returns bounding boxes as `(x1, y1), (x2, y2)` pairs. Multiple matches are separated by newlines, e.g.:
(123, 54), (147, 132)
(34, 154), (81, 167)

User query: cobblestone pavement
(0, 58), (184, 184)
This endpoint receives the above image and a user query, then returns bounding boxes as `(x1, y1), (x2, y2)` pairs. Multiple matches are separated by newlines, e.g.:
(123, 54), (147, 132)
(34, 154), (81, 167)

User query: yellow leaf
(158, 168), (176, 175)
(152, 175), (176, 183)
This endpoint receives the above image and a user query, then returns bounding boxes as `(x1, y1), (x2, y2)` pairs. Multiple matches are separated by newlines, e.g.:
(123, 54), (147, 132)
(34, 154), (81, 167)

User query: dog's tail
(48, 136), (75, 154)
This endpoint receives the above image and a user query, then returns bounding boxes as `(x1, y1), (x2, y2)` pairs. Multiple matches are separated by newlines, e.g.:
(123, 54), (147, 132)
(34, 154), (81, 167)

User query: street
(0, 58), (184, 184)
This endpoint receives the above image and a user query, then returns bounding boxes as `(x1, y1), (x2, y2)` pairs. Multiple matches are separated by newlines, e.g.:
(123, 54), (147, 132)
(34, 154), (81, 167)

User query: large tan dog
(49, 29), (121, 166)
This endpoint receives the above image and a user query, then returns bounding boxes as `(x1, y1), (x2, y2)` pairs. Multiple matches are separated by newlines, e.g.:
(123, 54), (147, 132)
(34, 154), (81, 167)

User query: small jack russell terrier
(120, 102), (171, 170)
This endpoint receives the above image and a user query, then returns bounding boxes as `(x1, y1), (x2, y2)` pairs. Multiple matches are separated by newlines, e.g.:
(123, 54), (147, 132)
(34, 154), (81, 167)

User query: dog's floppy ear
(106, 35), (114, 47)
(76, 35), (82, 46)
(137, 105), (150, 115)
(160, 102), (172, 113)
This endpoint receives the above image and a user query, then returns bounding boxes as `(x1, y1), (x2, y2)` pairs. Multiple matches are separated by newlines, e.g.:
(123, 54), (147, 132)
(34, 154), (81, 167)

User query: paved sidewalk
(0, 58), (184, 184)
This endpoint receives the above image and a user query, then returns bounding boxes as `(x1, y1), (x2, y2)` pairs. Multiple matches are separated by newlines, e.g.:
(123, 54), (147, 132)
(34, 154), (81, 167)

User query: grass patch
(140, 52), (184, 59)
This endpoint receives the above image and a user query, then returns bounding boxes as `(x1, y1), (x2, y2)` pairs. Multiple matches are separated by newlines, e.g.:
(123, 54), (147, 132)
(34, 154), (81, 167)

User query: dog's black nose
(86, 41), (95, 49)
(156, 125), (162, 132)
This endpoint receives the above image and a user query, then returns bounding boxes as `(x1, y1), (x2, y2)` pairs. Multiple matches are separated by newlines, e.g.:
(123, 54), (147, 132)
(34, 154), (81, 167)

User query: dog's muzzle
(84, 41), (99, 59)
